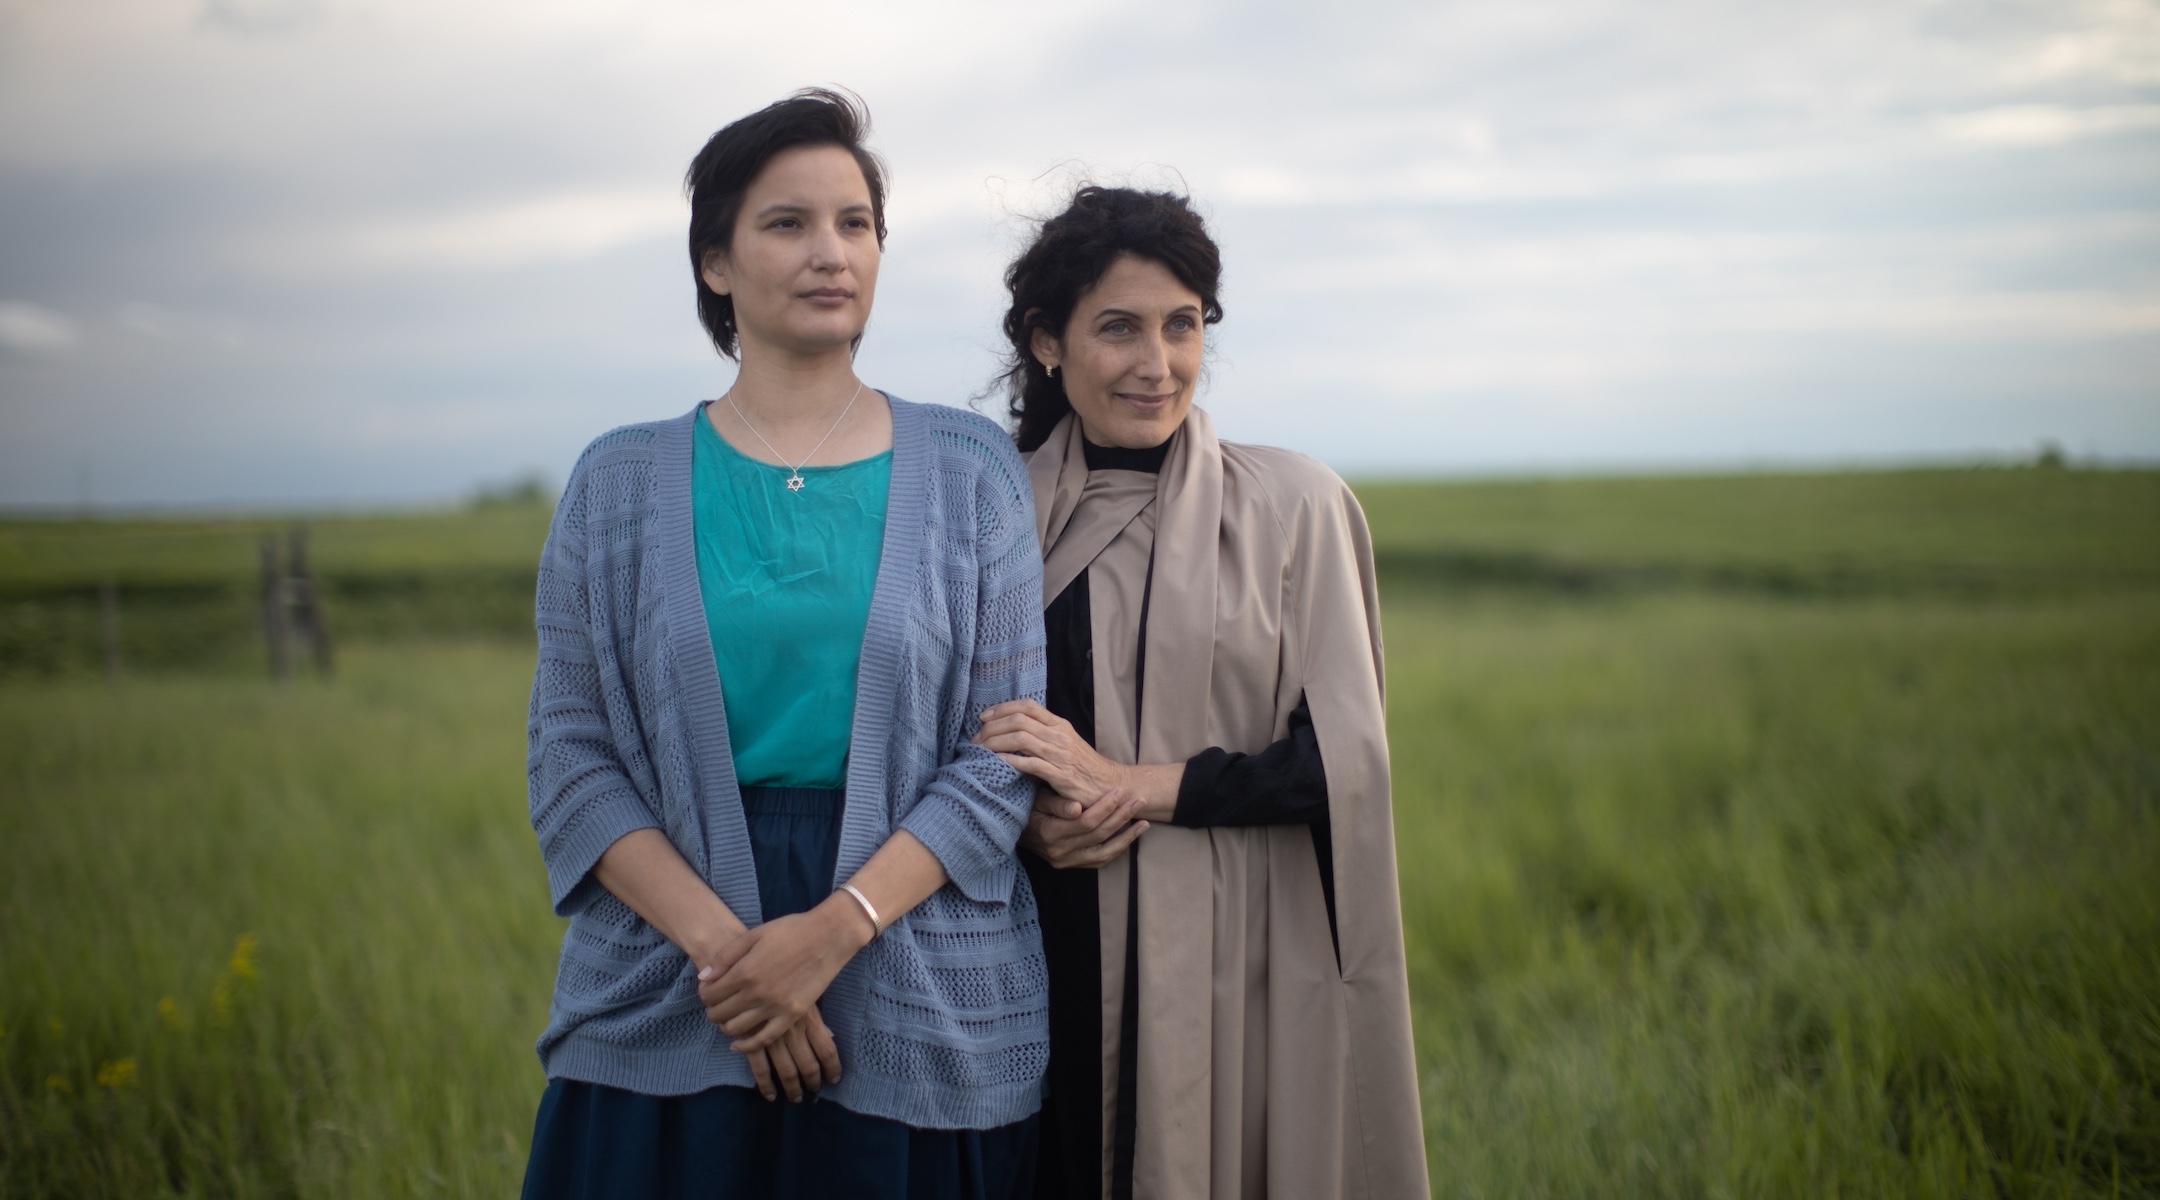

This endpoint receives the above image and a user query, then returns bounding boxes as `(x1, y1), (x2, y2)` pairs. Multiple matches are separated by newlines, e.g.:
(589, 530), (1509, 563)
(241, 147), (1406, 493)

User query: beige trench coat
(1027, 408), (1429, 1200)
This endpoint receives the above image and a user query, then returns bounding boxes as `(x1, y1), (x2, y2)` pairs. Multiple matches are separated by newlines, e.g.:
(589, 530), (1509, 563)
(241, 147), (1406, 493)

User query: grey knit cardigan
(526, 398), (1050, 1130)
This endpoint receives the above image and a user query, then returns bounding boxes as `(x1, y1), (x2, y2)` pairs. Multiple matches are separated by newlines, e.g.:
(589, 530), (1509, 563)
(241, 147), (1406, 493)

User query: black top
(1080, 437), (1173, 474)
(1023, 436), (1335, 1200)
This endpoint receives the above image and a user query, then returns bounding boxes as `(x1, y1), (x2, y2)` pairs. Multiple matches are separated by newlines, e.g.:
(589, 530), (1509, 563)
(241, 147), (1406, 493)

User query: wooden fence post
(98, 578), (120, 681)
(260, 534), (289, 682)
(288, 527), (334, 677)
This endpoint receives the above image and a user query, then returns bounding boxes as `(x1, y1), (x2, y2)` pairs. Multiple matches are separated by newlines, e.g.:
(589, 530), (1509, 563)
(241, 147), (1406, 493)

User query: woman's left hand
(698, 900), (872, 1053)
(976, 699), (1130, 807)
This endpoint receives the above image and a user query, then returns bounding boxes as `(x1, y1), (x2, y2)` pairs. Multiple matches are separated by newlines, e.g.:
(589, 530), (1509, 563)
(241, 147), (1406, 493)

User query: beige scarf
(1028, 408), (1429, 1200)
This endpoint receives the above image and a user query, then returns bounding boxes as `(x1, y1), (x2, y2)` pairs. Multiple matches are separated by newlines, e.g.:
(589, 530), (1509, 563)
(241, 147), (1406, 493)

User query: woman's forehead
(1080, 256), (1203, 313)
(744, 144), (874, 208)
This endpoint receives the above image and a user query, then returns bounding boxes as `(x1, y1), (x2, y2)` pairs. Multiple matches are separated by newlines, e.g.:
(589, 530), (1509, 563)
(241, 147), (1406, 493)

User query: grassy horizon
(3, 467), (2156, 1196)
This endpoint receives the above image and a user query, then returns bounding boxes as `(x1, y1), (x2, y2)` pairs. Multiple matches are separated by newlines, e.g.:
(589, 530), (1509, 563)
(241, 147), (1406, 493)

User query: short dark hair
(685, 87), (889, 360)
(996, 186), (1224, 451)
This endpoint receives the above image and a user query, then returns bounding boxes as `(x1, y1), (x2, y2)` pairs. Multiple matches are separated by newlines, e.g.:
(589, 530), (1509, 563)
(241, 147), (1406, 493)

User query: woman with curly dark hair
(973, 185), (1429, 1200)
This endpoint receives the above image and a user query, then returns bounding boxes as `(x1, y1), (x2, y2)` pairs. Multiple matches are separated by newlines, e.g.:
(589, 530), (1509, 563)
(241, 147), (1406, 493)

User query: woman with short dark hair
(519, 88), (1048, 1200)
(975, 186), (1430, 1199)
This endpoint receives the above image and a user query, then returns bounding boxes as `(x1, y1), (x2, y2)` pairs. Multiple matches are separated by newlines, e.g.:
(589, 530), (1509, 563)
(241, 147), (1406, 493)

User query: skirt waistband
(738, 786), (845, 817)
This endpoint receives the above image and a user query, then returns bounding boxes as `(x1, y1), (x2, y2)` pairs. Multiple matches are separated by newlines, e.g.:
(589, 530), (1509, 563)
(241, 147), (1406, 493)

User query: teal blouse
(691, 405), (891, 789)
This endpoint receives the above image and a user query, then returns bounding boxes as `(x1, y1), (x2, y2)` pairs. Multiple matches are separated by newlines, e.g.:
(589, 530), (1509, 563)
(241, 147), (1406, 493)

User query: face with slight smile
(1031, 254), (1204, 449)
(700, 144), (881, 359)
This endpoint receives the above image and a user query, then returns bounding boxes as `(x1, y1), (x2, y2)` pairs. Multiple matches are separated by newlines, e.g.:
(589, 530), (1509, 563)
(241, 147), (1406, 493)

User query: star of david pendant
(785, 472), (805, 492)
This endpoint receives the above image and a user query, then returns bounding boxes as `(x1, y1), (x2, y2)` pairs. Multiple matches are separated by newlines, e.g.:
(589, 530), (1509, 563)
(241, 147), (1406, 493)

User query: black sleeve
(1041, 570), (1095, 746)
(1172, 693), (1328, 828)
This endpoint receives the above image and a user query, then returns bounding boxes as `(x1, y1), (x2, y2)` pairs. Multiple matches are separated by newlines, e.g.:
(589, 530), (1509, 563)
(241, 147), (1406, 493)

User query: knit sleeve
(527, 450), (666, 916)
(898, 432), (1048, 904)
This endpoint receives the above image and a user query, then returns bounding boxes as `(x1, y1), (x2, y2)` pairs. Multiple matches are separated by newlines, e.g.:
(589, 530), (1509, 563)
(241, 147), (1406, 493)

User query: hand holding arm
(975, 699), (1182, 821)
(1018, 785), (1151, 869)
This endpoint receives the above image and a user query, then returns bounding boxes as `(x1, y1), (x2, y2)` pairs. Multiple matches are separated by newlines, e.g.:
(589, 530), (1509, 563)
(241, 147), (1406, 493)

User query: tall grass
(1356, 467), (2160, 594)
(2, 469), (2155, 1196)
(0, 644), (553, 1197)
(1388, 590), (2160, 1196)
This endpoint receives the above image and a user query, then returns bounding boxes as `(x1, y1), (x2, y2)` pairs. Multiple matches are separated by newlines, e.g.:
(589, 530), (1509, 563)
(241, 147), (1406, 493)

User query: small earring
(1046, 364), (1058, 378)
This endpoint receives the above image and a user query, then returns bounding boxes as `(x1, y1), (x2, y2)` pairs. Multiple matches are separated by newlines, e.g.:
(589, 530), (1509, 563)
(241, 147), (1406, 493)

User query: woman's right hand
(692, 923), (841, 1104)
(1019, 786), (1149, 869)
(742, 1003), (842, 1103)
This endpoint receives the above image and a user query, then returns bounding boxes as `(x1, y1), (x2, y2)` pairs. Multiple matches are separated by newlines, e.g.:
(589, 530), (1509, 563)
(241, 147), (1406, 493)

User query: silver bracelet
(838, 884), (883, 937)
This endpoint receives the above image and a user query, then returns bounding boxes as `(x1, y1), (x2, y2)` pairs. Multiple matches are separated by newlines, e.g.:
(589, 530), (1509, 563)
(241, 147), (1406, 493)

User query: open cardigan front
(525, 398), (1050, 1131)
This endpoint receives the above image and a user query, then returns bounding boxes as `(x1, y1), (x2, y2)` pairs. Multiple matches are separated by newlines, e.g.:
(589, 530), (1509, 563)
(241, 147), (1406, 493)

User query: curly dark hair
(685, 87), (889, 361)
(996, 186), (1223, 451)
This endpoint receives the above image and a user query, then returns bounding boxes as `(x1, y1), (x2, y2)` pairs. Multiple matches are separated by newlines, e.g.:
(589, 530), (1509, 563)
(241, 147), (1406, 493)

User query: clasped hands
(694, 699), (1152, 1104)
(694, 895), (873, 1104)
(974, 698), (1155, 870)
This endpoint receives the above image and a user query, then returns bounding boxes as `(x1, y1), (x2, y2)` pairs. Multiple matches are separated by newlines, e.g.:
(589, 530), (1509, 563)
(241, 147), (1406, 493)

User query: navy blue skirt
(522, 787), (1039, 1200)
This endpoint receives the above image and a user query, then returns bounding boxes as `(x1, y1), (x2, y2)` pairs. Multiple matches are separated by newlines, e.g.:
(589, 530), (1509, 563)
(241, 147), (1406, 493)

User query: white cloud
(2006, 9), (2160, 85)
(199, 0), (324, 36)
(1941, 103), (2160, 145)
(244, 188), (685, 275)
(0, 302), (82, 355)
(0, 0), (2155, 504)
(117, 302), (250, 348)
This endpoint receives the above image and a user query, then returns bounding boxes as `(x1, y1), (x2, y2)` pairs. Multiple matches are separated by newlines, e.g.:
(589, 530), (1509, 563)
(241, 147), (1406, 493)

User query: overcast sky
(1, 0), (2155, 508)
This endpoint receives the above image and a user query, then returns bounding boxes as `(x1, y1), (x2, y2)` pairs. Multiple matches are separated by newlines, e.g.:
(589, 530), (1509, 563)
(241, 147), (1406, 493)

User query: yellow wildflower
(158, 996), (183, 1031)
(48, 1017), (63, 1035)
(45, 1074), (72, 1095)
(228, 932), (261, 981)
(96, 1059), (138, 1089)
(211, 980), (232, 1019)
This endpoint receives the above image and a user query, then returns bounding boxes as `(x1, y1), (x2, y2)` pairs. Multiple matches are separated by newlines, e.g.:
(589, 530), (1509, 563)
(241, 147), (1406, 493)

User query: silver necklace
(724, 380), (864, 493)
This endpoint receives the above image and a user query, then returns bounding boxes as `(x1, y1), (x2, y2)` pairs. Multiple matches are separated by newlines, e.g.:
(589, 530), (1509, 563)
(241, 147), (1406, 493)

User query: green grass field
(2, 467), (2156, 1197)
